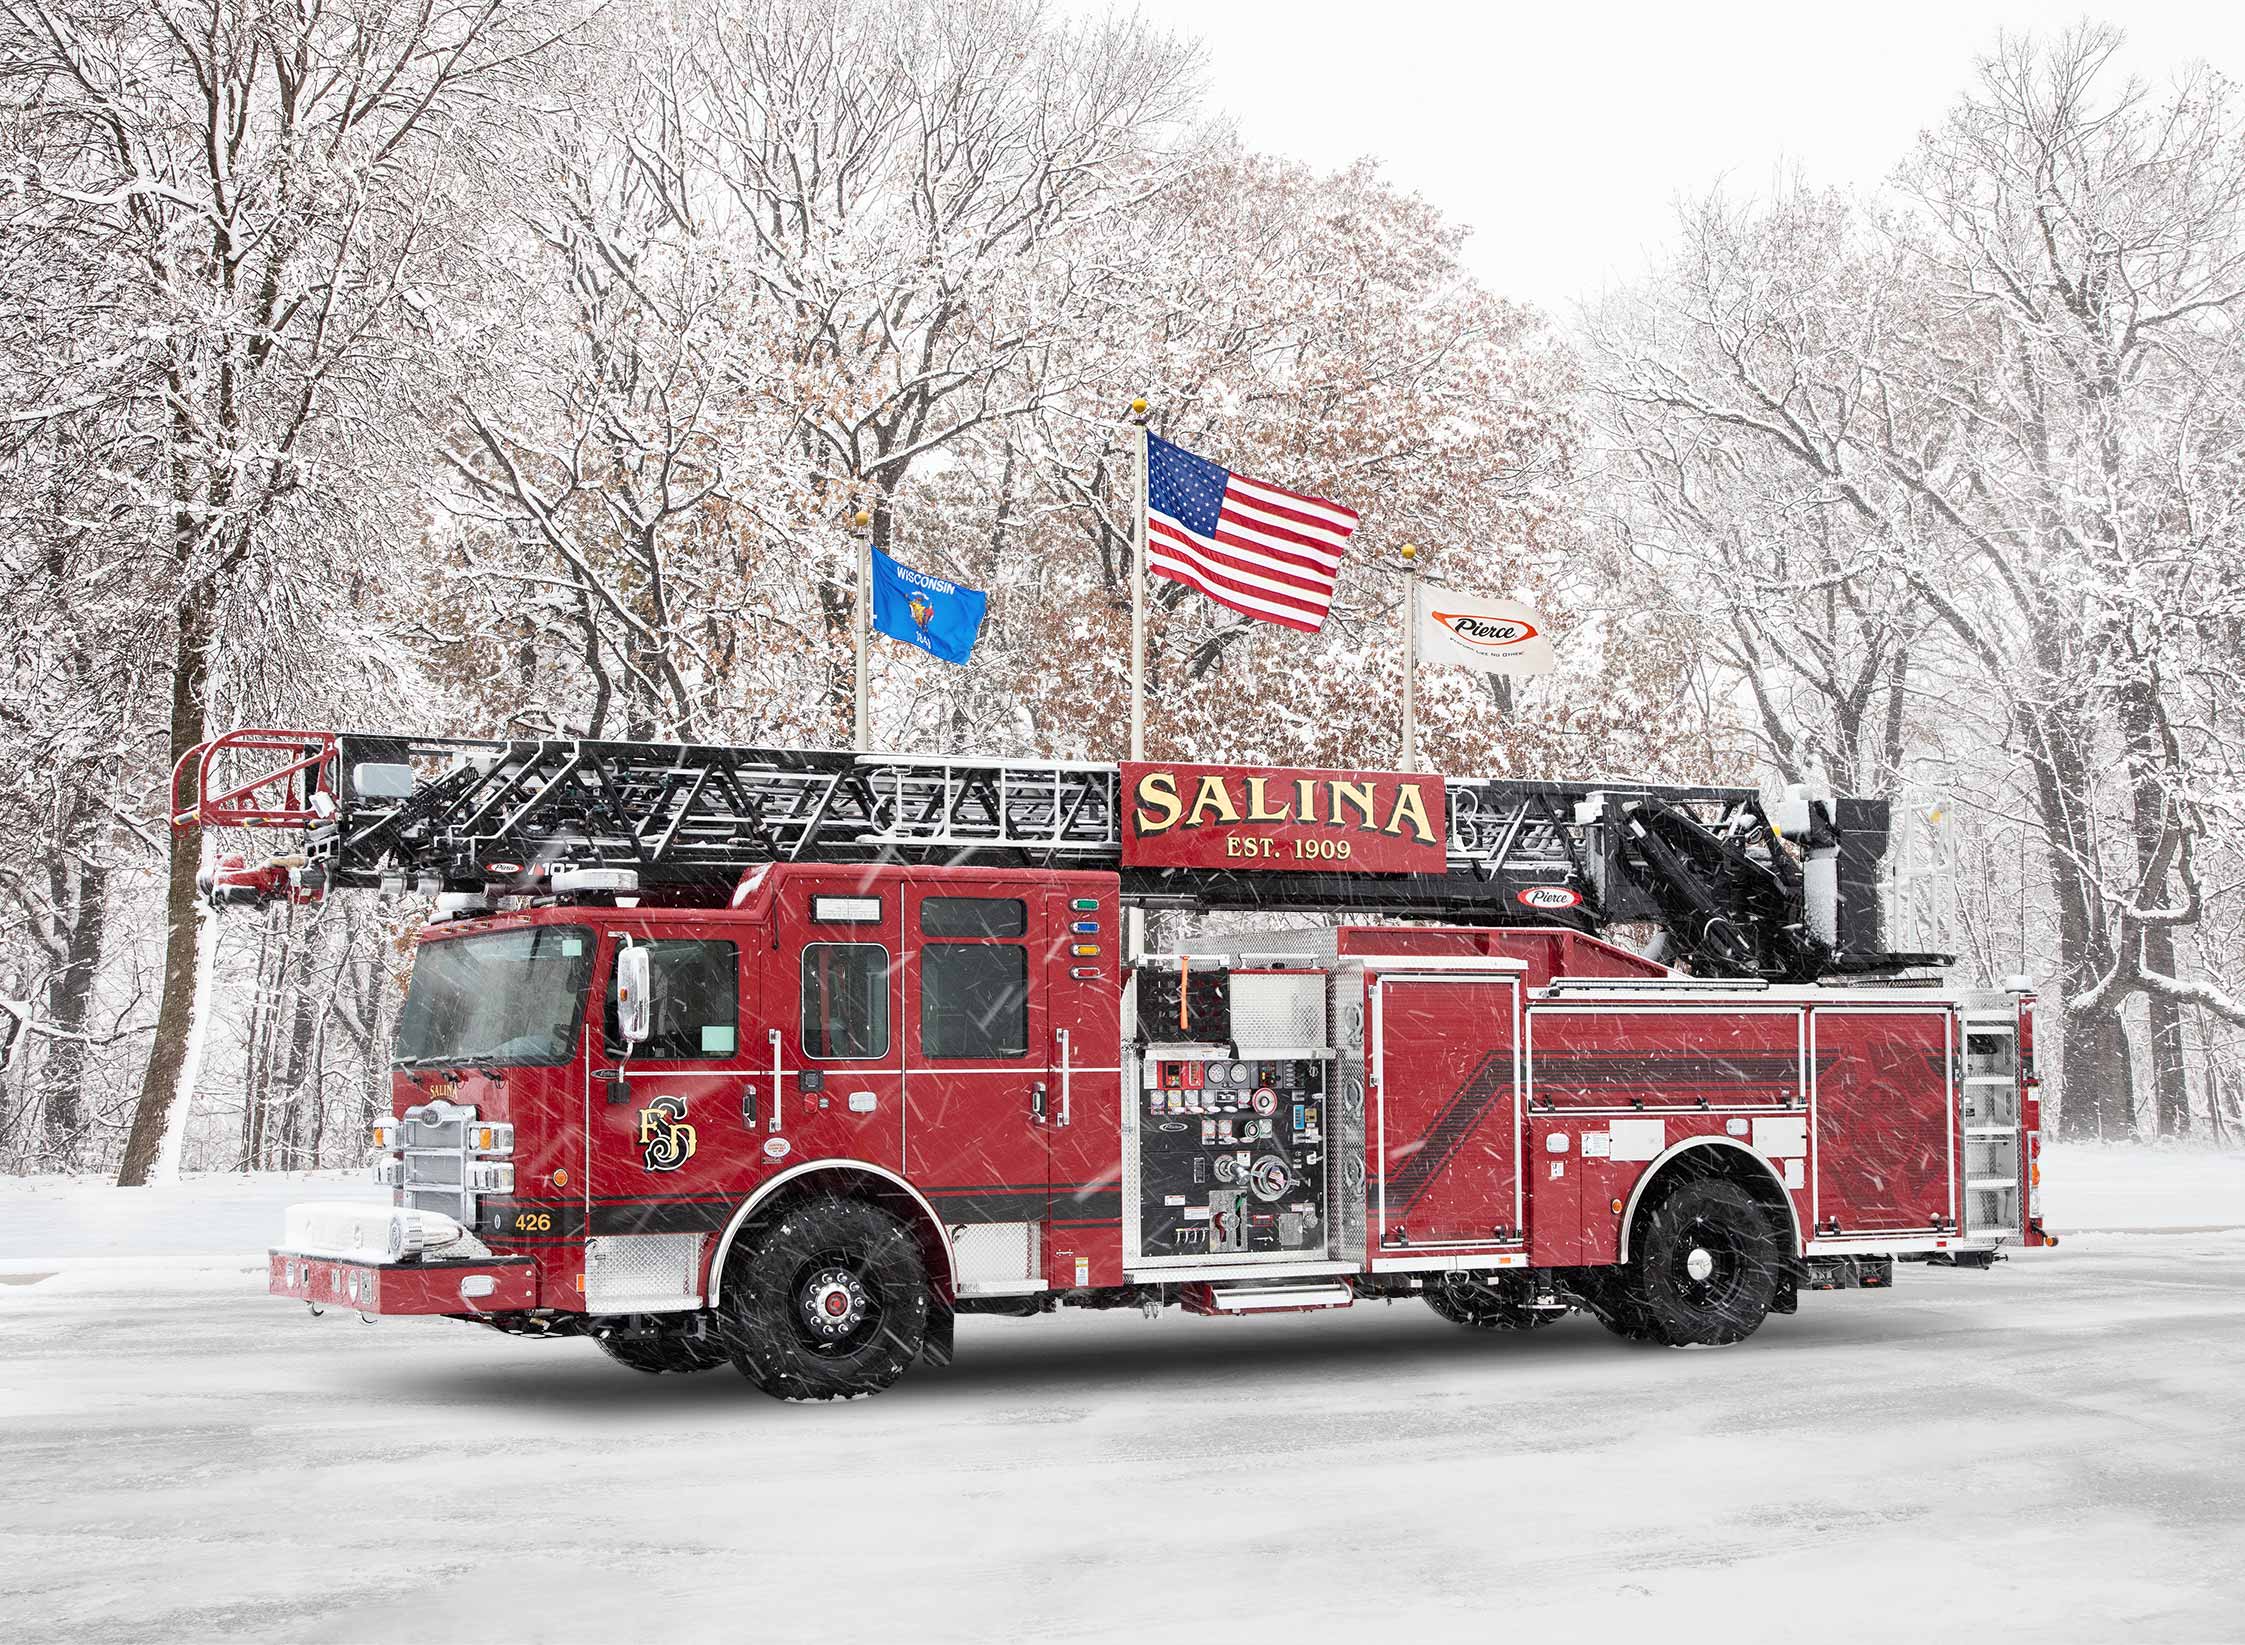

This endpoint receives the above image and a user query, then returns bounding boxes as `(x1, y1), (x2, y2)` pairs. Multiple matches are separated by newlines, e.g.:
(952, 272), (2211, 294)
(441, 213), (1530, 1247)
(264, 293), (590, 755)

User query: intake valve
(1248, 1154), (1293, 1203)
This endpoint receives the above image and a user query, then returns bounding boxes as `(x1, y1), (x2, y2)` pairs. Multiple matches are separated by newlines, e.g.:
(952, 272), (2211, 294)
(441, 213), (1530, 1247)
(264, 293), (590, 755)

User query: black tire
(1424, 1276), (1560, 1331)
(719, 1195), (929, 1401)
(594, 1320), (729, 1375)
(1620, 1177), (1782, 1347)
(1579, 1271), (1660, 1342)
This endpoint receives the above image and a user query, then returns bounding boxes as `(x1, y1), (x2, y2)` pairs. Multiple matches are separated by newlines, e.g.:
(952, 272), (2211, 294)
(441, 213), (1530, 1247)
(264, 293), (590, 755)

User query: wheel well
(1616, 1138), (1802, 1264)
(705, 1163), (957, 1308)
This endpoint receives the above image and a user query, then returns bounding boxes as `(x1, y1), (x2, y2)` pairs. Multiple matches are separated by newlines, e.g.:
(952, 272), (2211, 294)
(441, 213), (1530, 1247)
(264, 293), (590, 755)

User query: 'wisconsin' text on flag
(870, 546), (986, 666)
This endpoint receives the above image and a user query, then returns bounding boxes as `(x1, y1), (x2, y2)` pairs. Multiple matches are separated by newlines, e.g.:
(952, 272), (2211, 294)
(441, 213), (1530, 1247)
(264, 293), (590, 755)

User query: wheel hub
(799, 1265), (871, 1340)
(1685, 1246), (1716, 1283)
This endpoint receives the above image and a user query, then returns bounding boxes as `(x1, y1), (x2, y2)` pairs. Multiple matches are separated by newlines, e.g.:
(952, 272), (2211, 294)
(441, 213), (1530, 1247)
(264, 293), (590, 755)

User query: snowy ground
(1, 1151), (2240, 1643)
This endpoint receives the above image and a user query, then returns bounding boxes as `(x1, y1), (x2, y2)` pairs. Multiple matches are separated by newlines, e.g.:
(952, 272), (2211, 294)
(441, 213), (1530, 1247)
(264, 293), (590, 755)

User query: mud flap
(922, 1299), (955, 1367)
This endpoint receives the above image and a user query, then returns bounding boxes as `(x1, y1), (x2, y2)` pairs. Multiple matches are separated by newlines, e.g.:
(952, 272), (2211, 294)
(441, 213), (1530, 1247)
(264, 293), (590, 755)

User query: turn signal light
(370, 1119), (400, 1150)
(469, 1123), (515, 1155)
(1610, 1198), (1625, 1215)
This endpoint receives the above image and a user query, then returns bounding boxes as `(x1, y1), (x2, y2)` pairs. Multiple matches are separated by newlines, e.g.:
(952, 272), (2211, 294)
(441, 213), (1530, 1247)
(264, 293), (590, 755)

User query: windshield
(394, 925), (593, 1068)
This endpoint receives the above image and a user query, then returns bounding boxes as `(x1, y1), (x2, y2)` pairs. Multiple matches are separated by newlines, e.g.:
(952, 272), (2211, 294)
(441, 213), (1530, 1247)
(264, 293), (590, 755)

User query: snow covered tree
(0, 0), (595, 1182)
(1590, 26), (2245, 1137)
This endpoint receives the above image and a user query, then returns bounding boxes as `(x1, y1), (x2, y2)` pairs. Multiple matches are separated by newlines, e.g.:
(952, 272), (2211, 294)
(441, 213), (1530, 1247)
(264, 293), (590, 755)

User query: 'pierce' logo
(638, 1095), (697, 1172)
(1433, 611), (1538, 650)
(1516, 885), (1583, 910)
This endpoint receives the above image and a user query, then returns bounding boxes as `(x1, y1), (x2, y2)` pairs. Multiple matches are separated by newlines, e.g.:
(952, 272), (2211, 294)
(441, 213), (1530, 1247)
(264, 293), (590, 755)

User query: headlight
(371, 1157), (405, 1187)
(467, 1160), (515, 1194)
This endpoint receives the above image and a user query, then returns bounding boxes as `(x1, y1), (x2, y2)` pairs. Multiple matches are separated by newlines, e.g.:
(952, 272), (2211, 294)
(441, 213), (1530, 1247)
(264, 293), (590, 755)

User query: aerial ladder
(171, 728), (1939, 984)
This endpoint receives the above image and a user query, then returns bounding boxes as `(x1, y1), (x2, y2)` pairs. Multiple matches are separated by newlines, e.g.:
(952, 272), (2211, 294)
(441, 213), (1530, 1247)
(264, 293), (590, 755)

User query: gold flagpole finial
(1129, 397), (1148, 418)
(1399, 542), (1418, 563)
(852, 509), (871, 529)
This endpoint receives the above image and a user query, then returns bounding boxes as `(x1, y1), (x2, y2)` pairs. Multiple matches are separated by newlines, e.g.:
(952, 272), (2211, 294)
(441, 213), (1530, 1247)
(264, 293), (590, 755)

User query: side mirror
(614, 945), (652, 1045)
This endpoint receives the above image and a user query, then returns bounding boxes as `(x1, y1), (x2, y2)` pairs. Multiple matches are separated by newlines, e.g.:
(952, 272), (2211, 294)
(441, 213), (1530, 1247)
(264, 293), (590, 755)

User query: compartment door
(1811, 1006), (1955, 1235)
(1372, 975), (1522, 1249)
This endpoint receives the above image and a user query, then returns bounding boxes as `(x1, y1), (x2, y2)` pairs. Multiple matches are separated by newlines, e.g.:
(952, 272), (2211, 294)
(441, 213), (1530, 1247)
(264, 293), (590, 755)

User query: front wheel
(1621, 1178), (1782, 1347)
(719, 1196), (929, 1401)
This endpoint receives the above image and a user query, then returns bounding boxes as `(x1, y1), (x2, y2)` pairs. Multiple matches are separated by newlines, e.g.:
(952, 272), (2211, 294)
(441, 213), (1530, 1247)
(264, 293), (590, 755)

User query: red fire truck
(176, 730), (2052, 1401)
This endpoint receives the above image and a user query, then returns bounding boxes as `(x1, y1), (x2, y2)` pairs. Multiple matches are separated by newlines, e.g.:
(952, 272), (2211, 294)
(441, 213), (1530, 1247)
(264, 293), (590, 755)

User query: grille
(401, 1099), (476, 1224)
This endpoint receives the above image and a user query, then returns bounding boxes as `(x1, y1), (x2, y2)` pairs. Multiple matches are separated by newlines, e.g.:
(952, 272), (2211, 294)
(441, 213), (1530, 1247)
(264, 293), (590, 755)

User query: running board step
(1186, 1280), (1355, 1315)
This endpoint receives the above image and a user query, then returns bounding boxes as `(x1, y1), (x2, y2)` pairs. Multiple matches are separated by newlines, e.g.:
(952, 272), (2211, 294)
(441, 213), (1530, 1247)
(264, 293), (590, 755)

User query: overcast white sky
(1087, 1), (2245, 313)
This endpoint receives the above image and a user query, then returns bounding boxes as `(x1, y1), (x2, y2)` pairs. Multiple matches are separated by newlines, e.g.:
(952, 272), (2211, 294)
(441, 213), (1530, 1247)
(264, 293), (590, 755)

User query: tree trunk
(116, 582), (215, 1186)
(2142, 925), (2191, 1138)
(39, 854), (111, 1169)
(2061, 1001), (2133, 1140)
(276, 925), (320, 1169)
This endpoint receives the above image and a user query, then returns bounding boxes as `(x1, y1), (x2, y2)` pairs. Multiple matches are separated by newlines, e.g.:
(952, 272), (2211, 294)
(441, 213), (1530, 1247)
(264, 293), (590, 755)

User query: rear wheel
(594, 1319), (728, 1375)
(719, 1196), (929, 1401)
(1619, 1177), (1782, 1347)
(1424, 1275), (1560, 1331)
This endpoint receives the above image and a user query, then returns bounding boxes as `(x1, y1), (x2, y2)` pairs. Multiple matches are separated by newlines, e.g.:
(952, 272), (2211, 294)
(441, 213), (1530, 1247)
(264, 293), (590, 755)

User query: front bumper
(269, 1200), (540, 1316)
(270, 1249), (540, 1315)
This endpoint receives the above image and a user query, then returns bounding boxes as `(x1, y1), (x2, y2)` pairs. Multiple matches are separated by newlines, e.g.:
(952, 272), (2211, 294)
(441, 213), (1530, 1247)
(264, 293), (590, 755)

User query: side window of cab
(604, 938), (739, 1059)
(918, 896), (1028, 1059)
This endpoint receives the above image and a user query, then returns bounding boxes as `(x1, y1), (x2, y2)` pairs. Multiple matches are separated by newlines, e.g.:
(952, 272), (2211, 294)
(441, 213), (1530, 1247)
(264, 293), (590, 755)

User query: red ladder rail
(170, 730), (339, 831)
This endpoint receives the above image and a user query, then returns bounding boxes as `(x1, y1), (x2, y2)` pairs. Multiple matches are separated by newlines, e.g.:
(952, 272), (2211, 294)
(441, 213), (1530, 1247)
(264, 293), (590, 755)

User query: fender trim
(1615, 1136), (1803, 1263)
(705, 1159), (959, 1307)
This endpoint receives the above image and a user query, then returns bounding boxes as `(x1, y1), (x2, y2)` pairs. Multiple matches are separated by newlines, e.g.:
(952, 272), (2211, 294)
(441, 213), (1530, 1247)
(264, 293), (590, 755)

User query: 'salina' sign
(1121, 762), (1447, 875)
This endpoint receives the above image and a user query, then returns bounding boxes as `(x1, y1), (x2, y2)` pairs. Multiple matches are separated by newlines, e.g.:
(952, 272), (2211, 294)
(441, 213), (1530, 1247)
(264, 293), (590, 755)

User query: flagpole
(1125, 397), (1149, 969)
(1127, 397), (1149, 763)
(1399, 542), (1419, 772)
(853, 507), (872, 752)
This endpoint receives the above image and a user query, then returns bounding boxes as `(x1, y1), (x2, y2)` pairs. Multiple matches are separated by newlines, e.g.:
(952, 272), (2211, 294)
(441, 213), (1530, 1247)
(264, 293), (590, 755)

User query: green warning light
(1071, 898), (1099, 910)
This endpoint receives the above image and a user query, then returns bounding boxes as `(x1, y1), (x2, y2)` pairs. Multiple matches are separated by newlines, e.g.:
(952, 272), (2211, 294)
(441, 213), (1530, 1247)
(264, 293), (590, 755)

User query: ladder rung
(1966, 1177), (2019, 1191)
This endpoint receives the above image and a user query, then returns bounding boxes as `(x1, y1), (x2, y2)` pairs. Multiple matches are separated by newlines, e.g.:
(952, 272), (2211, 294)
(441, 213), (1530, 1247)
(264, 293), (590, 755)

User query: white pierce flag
(1415, 584), (1555, 675)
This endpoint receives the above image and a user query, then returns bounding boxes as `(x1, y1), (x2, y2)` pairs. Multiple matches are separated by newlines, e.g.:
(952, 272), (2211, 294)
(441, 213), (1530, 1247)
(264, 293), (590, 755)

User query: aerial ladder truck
(173, 729), (2052, 1400)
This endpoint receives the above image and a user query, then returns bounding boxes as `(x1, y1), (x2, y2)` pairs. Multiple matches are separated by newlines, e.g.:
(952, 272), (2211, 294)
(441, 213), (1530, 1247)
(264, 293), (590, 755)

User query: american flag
(1144, 433), (1359, 632)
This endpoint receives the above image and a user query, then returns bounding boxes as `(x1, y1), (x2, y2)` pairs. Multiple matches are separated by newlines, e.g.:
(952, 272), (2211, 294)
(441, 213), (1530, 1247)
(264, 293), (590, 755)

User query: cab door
(586, 921), (756, 1237)
(902, 884), (1049, 1258)
(765, 876), (907, 1177)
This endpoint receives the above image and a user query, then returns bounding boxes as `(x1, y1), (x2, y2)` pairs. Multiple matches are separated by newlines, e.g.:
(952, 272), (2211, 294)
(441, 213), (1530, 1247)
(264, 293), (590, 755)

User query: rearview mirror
(615, 944), (652, 1045)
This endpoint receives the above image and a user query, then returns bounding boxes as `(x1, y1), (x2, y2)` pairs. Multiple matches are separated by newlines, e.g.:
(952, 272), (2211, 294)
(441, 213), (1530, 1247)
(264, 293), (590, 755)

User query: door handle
(1054, 1028), (1072, 1128)
(767, 1028), (784, 1134)
(1030, 1082), (1048, 1124)
(741, 1084), (759, 1129)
